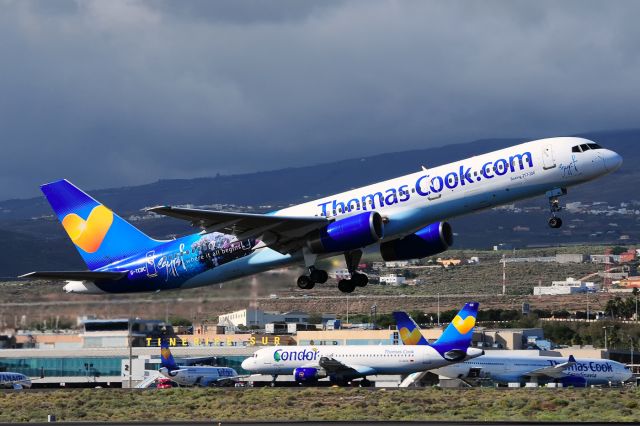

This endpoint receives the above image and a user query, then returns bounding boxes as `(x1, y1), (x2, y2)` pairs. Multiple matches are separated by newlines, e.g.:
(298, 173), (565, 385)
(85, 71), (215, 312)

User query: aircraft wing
(525, 355), (577, 379)
(19, 271), (128, 281)
(317, 357), (377, 379)
(147, 206), (329, 252)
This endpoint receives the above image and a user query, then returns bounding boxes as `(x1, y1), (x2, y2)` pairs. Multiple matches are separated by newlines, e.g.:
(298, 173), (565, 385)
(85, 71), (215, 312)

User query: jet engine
(294, 367), (325, 383)
(380, 221), (453, 261)
(307, 212), (384, 254)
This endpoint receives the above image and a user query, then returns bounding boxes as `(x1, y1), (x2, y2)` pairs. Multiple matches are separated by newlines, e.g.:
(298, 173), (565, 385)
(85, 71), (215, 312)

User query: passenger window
(572, 145), (581, 153)
(580, 144), (590, 151)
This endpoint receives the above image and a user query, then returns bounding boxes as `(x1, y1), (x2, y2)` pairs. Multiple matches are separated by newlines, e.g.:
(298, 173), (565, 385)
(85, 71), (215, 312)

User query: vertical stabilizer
(431, 302), (479, 358)
(393, 311), (430, 345)
(160, 339), (179, 372)
(40, 179), (161, 270)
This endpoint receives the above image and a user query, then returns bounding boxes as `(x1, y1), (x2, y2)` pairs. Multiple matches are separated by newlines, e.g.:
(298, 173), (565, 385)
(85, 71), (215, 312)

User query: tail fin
(160, 339), (179, 371)
(431, 302), (479, 359)
(40, 179), (161, 270)
(393, 311), (430, 345)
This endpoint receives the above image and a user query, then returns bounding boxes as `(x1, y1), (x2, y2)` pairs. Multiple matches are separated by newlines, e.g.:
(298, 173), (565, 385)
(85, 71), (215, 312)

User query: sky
(1, 0), (639, 200)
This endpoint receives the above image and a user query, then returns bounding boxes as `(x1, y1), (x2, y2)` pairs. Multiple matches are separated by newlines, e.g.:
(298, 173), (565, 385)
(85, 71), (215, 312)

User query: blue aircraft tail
(393, 311), (430, 345)
(431, 302), (479, 360)
(160, 339), (179, 372)
(40, 179), (162, 270)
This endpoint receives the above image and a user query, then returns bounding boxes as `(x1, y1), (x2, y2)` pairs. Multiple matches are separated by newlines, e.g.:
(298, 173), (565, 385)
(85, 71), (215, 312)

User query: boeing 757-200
(21, 137), (622, 294)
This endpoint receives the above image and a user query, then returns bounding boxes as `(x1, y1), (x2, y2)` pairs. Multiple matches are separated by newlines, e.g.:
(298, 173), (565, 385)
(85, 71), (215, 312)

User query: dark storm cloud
(1, 0), (639, 199)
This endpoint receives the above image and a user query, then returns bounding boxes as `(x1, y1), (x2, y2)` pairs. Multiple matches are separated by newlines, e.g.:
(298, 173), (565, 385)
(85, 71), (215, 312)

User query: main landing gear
(546, 188), (567, 229)
(297, 266), (328, 290)
(297, 248), (329, 290)
(337, 250), (368, 294)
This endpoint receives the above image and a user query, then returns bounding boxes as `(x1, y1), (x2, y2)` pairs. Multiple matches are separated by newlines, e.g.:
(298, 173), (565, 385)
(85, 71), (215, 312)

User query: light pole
(603, 326), (609, 351)
(586, 292), (590, 322)
(128, 319), (133, 389)
(437, 293), (440, 326)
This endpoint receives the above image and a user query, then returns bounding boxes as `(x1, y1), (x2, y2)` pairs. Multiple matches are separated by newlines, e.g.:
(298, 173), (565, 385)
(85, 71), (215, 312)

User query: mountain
(1, 129), (638, 276)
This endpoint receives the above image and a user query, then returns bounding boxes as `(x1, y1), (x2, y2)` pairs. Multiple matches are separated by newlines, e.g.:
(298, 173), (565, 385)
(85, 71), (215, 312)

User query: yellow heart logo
(61, 205), (113, 253)
(451, 315), (476, 335)
(161, 347), (172, 359)
(399, 327), (424, 345)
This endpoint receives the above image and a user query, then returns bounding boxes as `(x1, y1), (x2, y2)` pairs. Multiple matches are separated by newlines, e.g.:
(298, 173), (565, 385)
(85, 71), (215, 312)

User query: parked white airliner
(159, 340), (239, 387)
(25, 137), (622, 294)
(241, 302), (481, 386)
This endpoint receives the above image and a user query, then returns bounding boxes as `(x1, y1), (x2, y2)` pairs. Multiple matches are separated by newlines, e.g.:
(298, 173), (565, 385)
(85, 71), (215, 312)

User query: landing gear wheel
(548, 217), (563, 229)
(309, 269), (328, 284)
(352, 272), (368, 287)
(297, 275), (315, 290)
(360, 379), (372, 387)
(338, 279), (355, 293)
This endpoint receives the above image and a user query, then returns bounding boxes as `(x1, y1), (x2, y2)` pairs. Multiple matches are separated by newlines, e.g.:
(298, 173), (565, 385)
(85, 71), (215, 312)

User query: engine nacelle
(307, 212), (384, 254)
(294, 367), (325, 383)
(380, 221), (453, 261)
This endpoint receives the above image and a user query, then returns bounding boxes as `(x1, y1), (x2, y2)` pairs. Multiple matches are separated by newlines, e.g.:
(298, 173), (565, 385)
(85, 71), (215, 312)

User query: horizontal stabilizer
(19, 271), (128, 281)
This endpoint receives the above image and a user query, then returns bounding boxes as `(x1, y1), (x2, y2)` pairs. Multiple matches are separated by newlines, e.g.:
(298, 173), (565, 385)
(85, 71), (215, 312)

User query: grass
(1, 387), (640, 422)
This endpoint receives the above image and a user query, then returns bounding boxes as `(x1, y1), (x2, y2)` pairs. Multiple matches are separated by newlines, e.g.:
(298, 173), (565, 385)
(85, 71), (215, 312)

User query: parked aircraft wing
(19, 271), (128, 281)
(147, 206), (329, 252)
(525, 355), (577, 379)
(317, 357), (376, 378)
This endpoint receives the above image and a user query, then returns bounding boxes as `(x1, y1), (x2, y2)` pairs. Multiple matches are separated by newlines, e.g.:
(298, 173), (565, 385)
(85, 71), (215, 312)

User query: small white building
(385, 260), (410, 268)
(379, 274), (406, 286)
(533, 277), (598, 296)
(217, 309), (309, 328)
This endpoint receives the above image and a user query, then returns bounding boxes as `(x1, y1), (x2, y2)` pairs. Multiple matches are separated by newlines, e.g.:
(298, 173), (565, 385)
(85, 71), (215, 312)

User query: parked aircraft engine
(294, 367), (325, 383)
(380, 221), (453, 261)
(307, 212), (384, 254)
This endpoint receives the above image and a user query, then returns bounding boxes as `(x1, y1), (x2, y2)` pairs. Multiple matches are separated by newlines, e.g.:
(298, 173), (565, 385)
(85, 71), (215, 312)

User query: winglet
(393, 311), (430, 345)
(568, 355), (576, 363)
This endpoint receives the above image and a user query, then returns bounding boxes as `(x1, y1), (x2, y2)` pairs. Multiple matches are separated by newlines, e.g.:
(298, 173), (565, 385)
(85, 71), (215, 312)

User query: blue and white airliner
(158, 340), (238, 387)
(241, 303), (481, 386)
(21, 137), (622, 294)
(0, 372), (31, 389)
(393, 311), (633, 387)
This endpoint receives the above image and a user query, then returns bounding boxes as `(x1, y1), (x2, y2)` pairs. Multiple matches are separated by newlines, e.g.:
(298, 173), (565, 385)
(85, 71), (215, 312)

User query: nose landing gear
(546, 188), (567, 229)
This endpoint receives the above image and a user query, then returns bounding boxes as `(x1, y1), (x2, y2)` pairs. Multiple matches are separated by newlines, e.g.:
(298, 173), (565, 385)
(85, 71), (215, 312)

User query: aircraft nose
(241, 358), (252, 370)
(605, 150), (623, 172)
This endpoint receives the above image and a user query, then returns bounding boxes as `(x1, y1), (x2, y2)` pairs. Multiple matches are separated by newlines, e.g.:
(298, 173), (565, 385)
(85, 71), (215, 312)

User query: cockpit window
(572, 145), (582, 153)
(580, 143), (590, 151)
(587, 143), (602, 150)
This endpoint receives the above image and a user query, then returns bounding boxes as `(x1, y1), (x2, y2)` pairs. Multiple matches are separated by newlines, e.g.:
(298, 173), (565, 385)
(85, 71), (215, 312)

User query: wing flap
(19, 271), (128, 281)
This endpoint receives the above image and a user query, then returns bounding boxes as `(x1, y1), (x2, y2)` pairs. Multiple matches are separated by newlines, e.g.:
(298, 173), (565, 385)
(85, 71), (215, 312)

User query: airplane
(240, 302), (482, 386)
(0, 372), (31, 389)
(393, 311), (633, 387)
(21, 137), (622, 294)
(159, 339), (239, 387)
